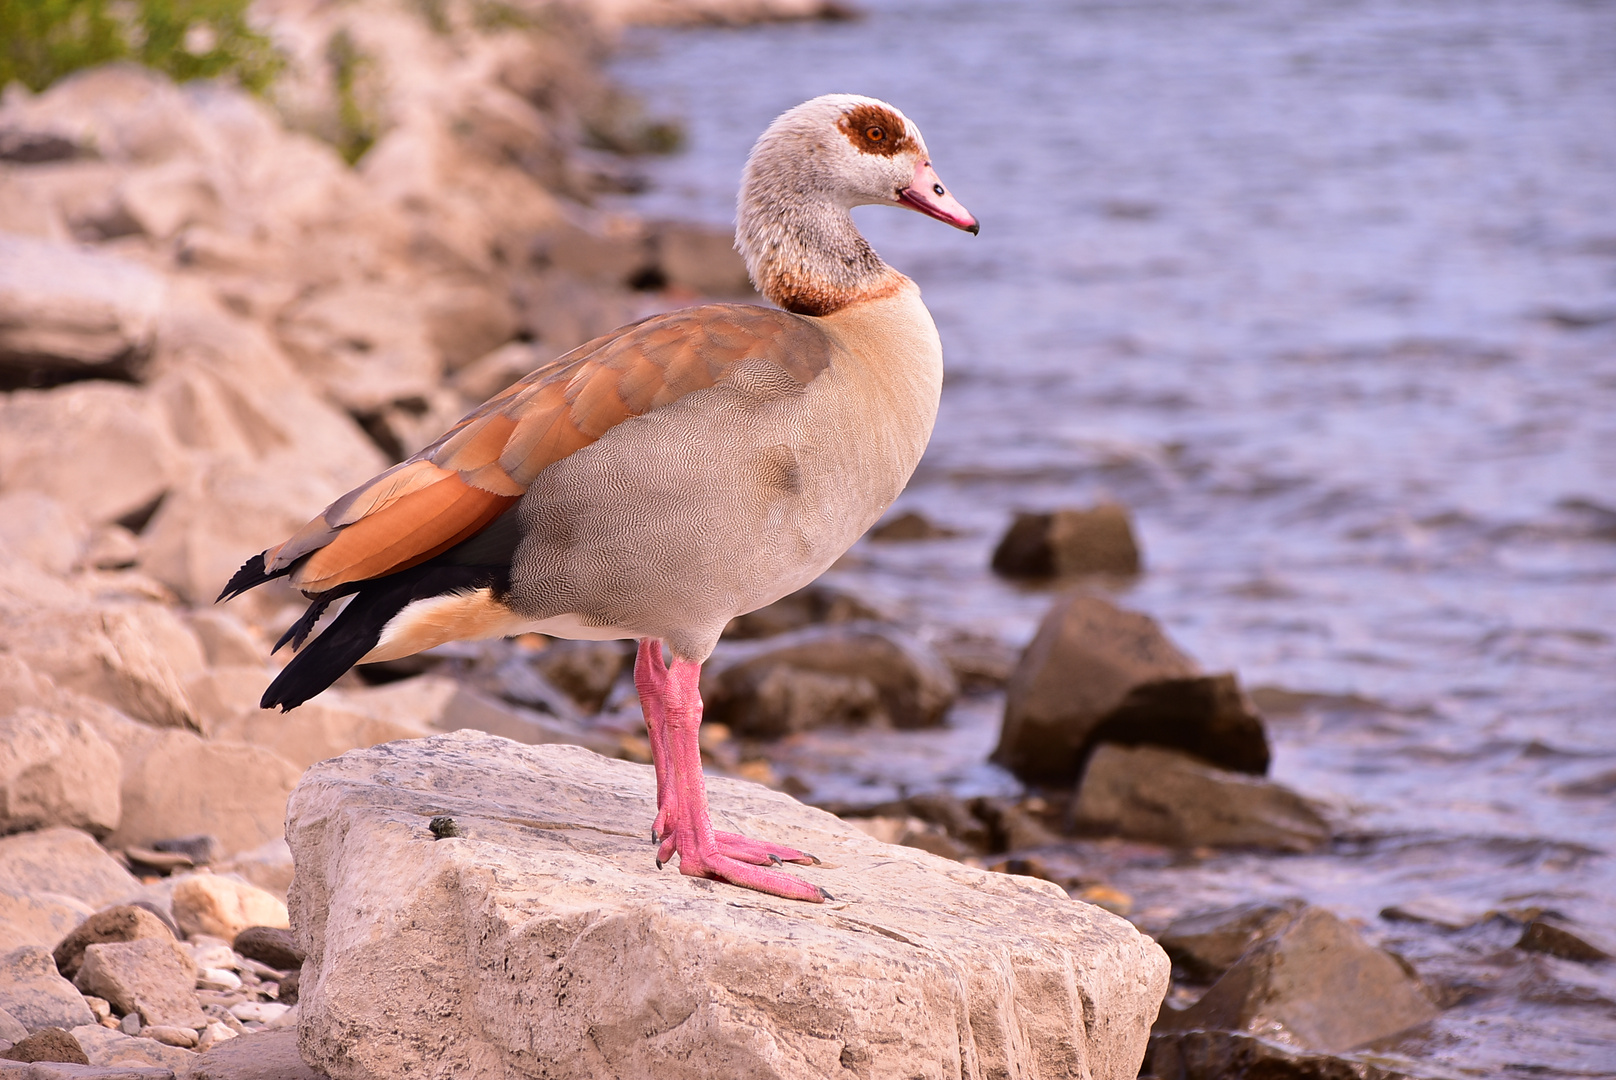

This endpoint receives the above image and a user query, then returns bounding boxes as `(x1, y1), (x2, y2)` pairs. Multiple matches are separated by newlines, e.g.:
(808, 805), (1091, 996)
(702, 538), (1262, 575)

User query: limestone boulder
(703, 622), (958, 737)
(183, 1027), (323, 1080)
(1155, 906), (1439, 1053)
(0, 382), (186, 527)
(287, 732), (1168, 1080)
(0, 234), (166, 388)
(7, 601), (204, 731)
(0, 889), (93, 952)
(53, 907), (176, 982)
(213, 841), (294, 902)
(0, 829), (140, 910)
(0, 1007), (22, 1043)
(0, 707), (122, 836)
(1072, 745), (1329, 853)
(994, 594), (1200, 785)
(0, 947), (93, 1033)
(275, 284), (443, 414)
(74, 939), (204, 1030)
(0, 493), (88, 576)
(104, 731), (300, 859)
(68, 1022), (197, 1070)
(169, 876), (288, 942)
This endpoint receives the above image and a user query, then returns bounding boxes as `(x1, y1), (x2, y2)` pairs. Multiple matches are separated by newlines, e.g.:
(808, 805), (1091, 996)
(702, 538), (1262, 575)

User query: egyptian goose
(220, 94), (978, 902)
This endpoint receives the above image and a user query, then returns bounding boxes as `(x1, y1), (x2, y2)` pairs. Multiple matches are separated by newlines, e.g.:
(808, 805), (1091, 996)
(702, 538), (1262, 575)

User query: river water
(606, 1), (1616, 1074)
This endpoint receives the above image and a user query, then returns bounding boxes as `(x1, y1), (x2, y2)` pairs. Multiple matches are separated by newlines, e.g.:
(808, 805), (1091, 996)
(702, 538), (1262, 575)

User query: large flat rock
(287, 732), (1168, 1080)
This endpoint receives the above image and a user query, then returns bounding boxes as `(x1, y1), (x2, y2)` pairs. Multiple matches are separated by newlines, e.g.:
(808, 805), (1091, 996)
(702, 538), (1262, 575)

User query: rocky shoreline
(2, 0), (1610, 1077)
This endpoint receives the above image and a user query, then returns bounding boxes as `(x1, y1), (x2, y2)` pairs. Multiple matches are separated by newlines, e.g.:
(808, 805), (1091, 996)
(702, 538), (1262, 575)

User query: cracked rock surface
(287, 732), (1169, 1080)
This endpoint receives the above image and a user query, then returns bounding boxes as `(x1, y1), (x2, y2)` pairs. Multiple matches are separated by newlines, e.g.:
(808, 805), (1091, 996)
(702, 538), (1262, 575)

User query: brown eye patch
(837, 103), (916, 158)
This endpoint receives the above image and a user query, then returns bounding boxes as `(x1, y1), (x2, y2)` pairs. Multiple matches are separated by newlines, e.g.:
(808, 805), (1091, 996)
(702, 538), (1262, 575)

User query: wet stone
(1158, 899), (1307, 982)
(995, 594), (1200, 785)
(868, 509), (957, 541)
(990, 503), (1141, 578)
(1072, 744), (1328, 853)
(1142, 1029), (1417, 1080)
(1516, 919), (1611, 963)
(1156, 906), (1439, 1054)
(721, 581), (890, 640)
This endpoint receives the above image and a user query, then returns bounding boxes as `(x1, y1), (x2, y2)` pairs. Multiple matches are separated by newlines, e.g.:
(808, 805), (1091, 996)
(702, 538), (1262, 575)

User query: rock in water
(287, 732), (1168, 1080)
(1072, 745), (1329, 853)
(994, 595), (1200, 785)
(990, 504), (1141, 578)
(1155, 906), (1438, 1053)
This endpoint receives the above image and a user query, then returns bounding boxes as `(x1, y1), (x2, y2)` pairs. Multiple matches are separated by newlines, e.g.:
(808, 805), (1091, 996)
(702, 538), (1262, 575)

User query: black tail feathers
(259, 565), (506, 712)
(216, 552), (291, 603)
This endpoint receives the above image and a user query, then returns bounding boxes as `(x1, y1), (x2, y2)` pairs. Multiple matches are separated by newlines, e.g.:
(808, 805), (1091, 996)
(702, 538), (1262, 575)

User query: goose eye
(865, 125), (884, 142)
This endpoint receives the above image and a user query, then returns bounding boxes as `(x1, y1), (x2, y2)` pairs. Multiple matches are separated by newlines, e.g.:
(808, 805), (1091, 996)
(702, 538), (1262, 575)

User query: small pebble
(83, 995), (112, 1022)
(198, 967), (243, 991)
(429, 815), (460, 839)
(199, 1020), (238, 1049)
(120, 1013), (141, 1036)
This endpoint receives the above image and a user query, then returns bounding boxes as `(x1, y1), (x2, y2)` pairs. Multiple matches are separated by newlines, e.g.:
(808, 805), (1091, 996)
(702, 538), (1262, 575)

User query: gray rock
(704, 622), (958, 737)
(175, 1028), (322, 1080)
(228, 929), (300, 974)
(73, 941), (205, 1030)
(69, 1024), (192, 1071)
(0, 1028), (88, 1065)
(525, 640), (628, 714)
(1072, 745), (1329, 853)
(1156, 906), (1438, 1053)
(288, 732), (1168, 1080)
(0, 947), (94, 1032)
(990, 504), (1141, 578)
(0, 234), (165, 389)
(1157, 899), (1307, 982)
(54, 907), (176, 982)
(868, 509), (958, 542)
(1143, 1029), (1416, 1080)
(721, 581), (890, 640)
(0, 1063), (177, 1079)
(994, 594), (1201, 785)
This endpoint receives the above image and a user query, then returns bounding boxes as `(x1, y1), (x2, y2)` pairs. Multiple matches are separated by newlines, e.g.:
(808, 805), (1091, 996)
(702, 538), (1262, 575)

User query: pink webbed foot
(655, 828), (817, 868)
(635, 640), (828, 903)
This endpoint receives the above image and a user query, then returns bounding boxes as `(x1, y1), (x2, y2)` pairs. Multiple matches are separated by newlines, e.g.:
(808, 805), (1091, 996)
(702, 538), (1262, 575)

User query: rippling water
(608, 1), (1616, 1073)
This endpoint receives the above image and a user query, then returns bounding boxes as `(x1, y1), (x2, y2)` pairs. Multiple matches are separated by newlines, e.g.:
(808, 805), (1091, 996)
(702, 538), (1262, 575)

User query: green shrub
(0, 0), (281, 94)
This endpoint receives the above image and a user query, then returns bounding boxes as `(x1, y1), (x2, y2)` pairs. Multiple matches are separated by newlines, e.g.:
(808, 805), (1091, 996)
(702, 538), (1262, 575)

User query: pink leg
(632, 640), (826, 902)
(633, 639), (674, 842)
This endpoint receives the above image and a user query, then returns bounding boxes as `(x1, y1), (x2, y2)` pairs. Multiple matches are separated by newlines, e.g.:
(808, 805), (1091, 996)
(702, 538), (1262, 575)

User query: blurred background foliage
(0, 0), (282, 94)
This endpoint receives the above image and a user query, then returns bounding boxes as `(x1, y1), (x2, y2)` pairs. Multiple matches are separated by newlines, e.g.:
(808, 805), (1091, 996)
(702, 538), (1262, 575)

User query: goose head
(737, 94), (978, 315)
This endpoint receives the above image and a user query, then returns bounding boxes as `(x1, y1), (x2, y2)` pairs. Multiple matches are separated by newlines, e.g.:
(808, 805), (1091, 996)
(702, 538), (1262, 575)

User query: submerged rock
(287, 732), (1168, 1080)
(1516, 918), (1611, 963)
(1155, 906), (1438, 1053)
(1142, 1029), (1417, 1080)
(990, 503), (1141, 578)
(721, 580), (890, 640)
(1072, 745), (1328, 852)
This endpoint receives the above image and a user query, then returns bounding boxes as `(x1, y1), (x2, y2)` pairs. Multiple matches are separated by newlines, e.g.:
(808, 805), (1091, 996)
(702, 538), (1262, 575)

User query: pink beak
(898, 160), (979, 234)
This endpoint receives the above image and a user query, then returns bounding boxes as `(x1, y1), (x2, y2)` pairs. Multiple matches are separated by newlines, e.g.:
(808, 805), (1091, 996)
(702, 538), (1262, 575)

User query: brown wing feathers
(219, 305), (833, 610)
